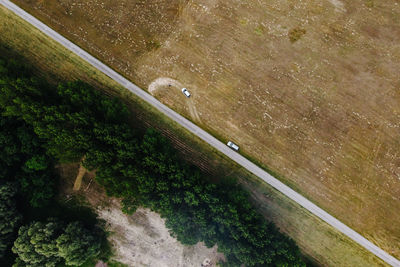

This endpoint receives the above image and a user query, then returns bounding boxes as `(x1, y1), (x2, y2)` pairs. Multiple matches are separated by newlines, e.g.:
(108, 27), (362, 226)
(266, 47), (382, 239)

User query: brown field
(1, 1), (397, 265)
(11, 0), (400, 260)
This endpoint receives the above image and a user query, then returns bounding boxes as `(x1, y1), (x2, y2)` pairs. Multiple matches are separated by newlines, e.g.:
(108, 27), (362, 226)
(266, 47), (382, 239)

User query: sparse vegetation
(288, 27), (306, 43)
(254, 26), (263, 36)
(365, 0), (375, 8)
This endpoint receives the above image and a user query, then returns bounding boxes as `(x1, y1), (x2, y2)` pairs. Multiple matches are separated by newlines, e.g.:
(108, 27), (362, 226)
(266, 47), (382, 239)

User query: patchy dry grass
(12, 0), (186, 78)
(289, 27), (307, 43)
(0, 3), (398, 266)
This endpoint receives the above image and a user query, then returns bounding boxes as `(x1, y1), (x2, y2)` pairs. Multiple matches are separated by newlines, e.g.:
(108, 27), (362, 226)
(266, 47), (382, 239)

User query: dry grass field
(0, 1), (397, 265)
(11, 0), (400, 260)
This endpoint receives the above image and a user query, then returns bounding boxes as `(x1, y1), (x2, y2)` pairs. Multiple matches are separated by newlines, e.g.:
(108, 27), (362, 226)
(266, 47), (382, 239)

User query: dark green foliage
(0, 55), (305, 266)
(0, 183), (22, 258)
(0, 54), (107, 265)
(12, 220), (62, 267)
(134, 131), (304, 266)
(121, 197), (140, 215)
(56, 222), (101, 266)
(12, 220), (101, 267)
(0, 116), (55, 207)
(0, 60), (56, 207)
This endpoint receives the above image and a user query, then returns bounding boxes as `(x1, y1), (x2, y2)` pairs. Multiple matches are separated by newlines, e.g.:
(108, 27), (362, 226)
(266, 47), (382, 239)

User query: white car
(181, 88), (191, 98)
(227, 141), (239, 151)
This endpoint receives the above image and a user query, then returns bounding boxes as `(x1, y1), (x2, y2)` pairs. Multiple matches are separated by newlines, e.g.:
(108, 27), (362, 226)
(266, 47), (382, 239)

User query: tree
(12, 220), (62, 267)
(24, 155), (48, 171)
(0, 116), (55, 207)
(56, 222), (101, 266)
(12, 219), (102, 267)
(0, 183), (22, 257)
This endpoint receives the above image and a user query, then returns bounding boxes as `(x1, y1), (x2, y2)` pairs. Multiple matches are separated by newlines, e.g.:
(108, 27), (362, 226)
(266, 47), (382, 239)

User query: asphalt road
(2, 0), (399, 266)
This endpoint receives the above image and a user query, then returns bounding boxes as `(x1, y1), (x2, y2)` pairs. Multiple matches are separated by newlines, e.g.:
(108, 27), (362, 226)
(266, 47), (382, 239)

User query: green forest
(0, 48), (305, 266)
(0, 110), (107, 266)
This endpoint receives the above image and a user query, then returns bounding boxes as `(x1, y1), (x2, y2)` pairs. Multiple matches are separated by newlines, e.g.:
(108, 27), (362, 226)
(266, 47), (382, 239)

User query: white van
(227, 141), (239, 151)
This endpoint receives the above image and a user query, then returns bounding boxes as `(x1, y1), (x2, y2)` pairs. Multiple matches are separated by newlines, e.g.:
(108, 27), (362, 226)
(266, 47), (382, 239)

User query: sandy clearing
(97, 200), (223, 267)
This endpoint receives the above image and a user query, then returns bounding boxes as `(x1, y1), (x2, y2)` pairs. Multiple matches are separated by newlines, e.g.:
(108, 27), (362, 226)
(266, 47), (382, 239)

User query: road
(1, 0), (399, 266)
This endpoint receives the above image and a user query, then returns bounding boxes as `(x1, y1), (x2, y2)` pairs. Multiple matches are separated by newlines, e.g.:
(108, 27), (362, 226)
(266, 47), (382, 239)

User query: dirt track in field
(149, 77), (201, 122)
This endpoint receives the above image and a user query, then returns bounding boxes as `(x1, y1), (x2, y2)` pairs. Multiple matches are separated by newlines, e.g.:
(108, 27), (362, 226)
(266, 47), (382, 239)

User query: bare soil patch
(148, 77), (183, 94)
(98, 204), (222, 267)
(327, 0), (346, 12)
(57, 163), (223, 267)
(95, 261), (107, 267)
(73, 159), (87, 191)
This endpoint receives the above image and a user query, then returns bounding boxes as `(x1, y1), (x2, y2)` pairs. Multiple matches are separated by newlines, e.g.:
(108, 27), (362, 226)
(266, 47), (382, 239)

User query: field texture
(0, 1), (397, 265)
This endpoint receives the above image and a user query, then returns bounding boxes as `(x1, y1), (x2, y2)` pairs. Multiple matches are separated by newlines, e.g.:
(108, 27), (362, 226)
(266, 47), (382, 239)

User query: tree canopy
(12, 219), (101, 267)
(0, 115), (55, 207)
(0, 53), (305, 266)
(0, 56), (107, 266)
(12, 220), (62, 267)
(56, 222), (101, 266)
(0, 183), (22, 258)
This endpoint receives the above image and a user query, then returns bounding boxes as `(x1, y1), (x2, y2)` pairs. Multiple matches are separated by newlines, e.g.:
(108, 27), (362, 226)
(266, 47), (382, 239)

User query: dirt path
(327, 0), (346, 12)
(149, 77), (202, 123)
(188, 99), (201, 123)
(73, 160), (86, 191)
(148, 77), (183, 94)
